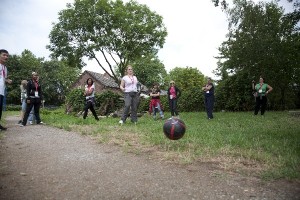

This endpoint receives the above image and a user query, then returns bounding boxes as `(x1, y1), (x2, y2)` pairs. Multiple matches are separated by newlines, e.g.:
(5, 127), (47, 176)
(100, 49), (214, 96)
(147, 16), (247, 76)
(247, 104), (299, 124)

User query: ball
(163, 118), (186, 140)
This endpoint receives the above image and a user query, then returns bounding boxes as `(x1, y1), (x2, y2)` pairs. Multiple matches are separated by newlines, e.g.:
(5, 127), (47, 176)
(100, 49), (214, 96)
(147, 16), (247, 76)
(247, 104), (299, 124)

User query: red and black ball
(163, 118), (186, 140)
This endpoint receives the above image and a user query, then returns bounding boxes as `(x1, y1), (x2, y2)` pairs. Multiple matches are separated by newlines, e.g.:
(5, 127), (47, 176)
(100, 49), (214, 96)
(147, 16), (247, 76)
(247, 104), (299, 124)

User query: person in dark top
(202, 77), (215, 119)
(20, 72), (43, 126)
(167, 80), (181, 118)
(149, 82), (164, 120)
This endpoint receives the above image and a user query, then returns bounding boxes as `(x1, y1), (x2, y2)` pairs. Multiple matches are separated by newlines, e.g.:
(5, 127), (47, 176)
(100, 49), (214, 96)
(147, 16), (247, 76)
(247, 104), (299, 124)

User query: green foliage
(168, 67), (205, 92)
(47, 0), (168, 84)
(177, 87), (205, 112)
(129, 54), (168, 88)
(216, 0), (300, 110)
(6, 50), (80, 106)
(95, 90), (123, 115)
(65, 88), (85, 113)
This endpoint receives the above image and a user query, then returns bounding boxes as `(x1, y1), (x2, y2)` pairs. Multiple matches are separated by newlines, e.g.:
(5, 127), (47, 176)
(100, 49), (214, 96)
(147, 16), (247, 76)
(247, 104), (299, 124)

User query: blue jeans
(152, 103), (164, 118)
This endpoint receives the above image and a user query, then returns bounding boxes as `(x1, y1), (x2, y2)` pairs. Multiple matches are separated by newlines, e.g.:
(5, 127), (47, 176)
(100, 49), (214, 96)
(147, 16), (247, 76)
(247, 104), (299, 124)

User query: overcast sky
(0, 0), (294, 78)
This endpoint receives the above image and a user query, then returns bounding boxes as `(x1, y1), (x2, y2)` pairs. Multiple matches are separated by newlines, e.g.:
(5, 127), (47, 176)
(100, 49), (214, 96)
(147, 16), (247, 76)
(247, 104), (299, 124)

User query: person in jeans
(119, 65), (139, 124)
(167, 80), (181, 118)
(83, 78), (99, 121)
(149, 83), (164, 120)
(20, 72), (43, 126)
(0, 49), (12, 130)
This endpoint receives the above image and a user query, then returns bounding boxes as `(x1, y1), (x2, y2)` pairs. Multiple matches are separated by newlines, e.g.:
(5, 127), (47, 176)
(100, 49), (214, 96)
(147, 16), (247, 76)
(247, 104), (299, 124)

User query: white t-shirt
(85, 84), (95, 99)
(0, 64), (7, 96)
(122, 75), (138, 92)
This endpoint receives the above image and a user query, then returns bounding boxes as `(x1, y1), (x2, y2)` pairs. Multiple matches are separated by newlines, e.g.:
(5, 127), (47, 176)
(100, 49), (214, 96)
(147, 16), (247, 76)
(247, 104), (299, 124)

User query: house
(71, 70), (121, 94)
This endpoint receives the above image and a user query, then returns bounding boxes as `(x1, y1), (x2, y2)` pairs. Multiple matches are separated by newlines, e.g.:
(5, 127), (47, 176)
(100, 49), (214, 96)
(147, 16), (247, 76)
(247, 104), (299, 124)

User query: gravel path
(0, 115), (299, 200)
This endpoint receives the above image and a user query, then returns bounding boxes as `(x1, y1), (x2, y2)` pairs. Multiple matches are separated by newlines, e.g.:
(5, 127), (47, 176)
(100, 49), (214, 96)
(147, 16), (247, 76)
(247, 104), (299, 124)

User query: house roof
(85, 70), (119, 88)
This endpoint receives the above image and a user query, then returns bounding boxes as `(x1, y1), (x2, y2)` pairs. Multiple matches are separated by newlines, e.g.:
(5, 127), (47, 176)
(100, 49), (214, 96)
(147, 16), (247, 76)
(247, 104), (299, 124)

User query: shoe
(119, 120), (124, 125)
(0, 125), (7, 130)
(37, 121), (44, 124)
(18, 120), (22, 124)
(29, 121), (33, 125)
(95, 118), (100, 121)
(19, 124), (24, 127)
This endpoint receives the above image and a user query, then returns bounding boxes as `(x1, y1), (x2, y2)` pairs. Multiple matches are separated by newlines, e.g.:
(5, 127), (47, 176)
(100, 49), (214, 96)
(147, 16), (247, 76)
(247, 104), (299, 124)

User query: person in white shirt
(0, 49), (12, 130)
(83, 78), (99, 121)
(119, 65), (139, 124)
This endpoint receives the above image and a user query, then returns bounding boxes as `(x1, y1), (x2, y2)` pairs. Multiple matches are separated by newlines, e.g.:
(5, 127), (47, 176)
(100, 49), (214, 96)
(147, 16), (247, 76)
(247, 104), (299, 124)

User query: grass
(4, 109), (300, 180)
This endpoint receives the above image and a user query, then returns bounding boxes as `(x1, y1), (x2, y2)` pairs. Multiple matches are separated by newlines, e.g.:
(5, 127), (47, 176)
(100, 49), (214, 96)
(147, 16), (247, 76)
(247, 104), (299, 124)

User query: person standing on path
(202, 77), (215, 119)
(20, 72), (43, 126)
(83, 78), (99, 121)
(0, 49), (12, 130)
(119, 65), (139, 125)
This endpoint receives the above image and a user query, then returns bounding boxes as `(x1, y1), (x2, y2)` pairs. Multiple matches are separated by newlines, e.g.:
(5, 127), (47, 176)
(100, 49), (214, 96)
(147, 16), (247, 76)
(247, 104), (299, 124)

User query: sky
(0, 0), (295, 79)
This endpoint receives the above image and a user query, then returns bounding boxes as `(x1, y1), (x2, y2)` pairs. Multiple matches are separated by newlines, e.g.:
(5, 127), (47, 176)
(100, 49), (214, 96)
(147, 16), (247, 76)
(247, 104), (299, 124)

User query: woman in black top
(21, 72), (43, 126)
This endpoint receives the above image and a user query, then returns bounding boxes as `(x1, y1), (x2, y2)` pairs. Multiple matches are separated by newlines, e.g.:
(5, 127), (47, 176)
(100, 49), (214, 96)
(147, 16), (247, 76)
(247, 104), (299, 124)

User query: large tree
(6, 50), (79, 105)
(47, 0), (167, 84)
(215, 0), (300, 110)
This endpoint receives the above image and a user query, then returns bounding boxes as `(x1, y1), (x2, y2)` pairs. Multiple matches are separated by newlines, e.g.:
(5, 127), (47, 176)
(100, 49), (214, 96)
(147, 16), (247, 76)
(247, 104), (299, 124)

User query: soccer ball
(163, 118), (186, 140)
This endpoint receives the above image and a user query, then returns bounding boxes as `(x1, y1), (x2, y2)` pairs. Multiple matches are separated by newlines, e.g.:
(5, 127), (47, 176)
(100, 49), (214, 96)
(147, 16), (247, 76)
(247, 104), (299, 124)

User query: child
(149, 83), (164, 120)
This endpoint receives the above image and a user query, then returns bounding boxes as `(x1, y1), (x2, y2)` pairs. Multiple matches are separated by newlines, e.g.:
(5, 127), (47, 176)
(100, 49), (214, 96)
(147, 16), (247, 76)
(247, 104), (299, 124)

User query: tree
(6, 50), (80, 105)
(47, 0), (167, 84)
(128, 54), (167, 88)
(212, 0), (300, 10)
(215, 0), (300, 110)
(169, 67), (206, 91)
(39, 60), (80, 105)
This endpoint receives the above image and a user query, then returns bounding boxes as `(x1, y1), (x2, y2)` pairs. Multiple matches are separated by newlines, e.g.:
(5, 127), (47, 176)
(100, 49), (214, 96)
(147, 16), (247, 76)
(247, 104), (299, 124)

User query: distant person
(18, 80), (35, 125)
(202, 77), (215, 119)
(252, 77), (273, 116)
(167, 80), (181, 118)
(83, 78), (99, 121)
(119, 65), (139, 124)
(19, 80), (27, 124)
(149, 82), (164, 120)
(0, 49), (12, 130)
(20, 72), (43, 126)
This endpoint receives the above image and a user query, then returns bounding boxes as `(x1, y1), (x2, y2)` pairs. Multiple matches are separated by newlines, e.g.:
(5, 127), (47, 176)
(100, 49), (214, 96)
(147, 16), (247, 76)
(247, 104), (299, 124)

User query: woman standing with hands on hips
(119, 65), (139, 125)
(252, 77), (273, 116)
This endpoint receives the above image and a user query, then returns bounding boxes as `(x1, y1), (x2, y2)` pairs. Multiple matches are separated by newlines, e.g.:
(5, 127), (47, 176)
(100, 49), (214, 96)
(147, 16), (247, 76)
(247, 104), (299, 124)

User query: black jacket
(167, 86), (181, 100)
(26, 79), (42, 99)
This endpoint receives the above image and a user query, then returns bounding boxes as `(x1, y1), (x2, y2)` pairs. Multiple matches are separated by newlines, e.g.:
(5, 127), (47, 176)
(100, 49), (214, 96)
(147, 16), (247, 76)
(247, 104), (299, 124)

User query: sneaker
(0, 125), (7, 130)
(19, 124), (24, 127)
(18, 120), (22, 124)
(37, 121), (44, 124)
(29, 121), (33, 125)
(119, 120), (124, 125)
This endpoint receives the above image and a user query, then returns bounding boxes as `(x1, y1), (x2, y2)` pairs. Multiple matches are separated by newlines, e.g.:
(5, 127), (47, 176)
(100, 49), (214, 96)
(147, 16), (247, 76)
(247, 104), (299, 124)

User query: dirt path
(0, 116), (299, 200)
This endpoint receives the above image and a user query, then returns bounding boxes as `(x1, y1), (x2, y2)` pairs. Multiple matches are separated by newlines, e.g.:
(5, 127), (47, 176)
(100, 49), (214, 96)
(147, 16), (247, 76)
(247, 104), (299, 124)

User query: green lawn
(5, 109), (300, 180)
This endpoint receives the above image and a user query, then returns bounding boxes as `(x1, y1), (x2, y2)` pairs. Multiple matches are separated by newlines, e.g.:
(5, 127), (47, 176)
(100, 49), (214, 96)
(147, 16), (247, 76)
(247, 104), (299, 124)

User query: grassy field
(4, 109), (300, 180)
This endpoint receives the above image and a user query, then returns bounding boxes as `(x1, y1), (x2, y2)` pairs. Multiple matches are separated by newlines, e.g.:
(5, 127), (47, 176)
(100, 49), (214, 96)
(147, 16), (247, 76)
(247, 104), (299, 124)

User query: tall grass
(15, 109), (300, 179)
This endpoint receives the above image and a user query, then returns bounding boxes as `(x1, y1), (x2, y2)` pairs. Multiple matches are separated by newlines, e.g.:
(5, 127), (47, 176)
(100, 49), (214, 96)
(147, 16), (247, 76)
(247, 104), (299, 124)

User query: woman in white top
(83, 78), (99, 121)
(119, 65), (139, 124)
